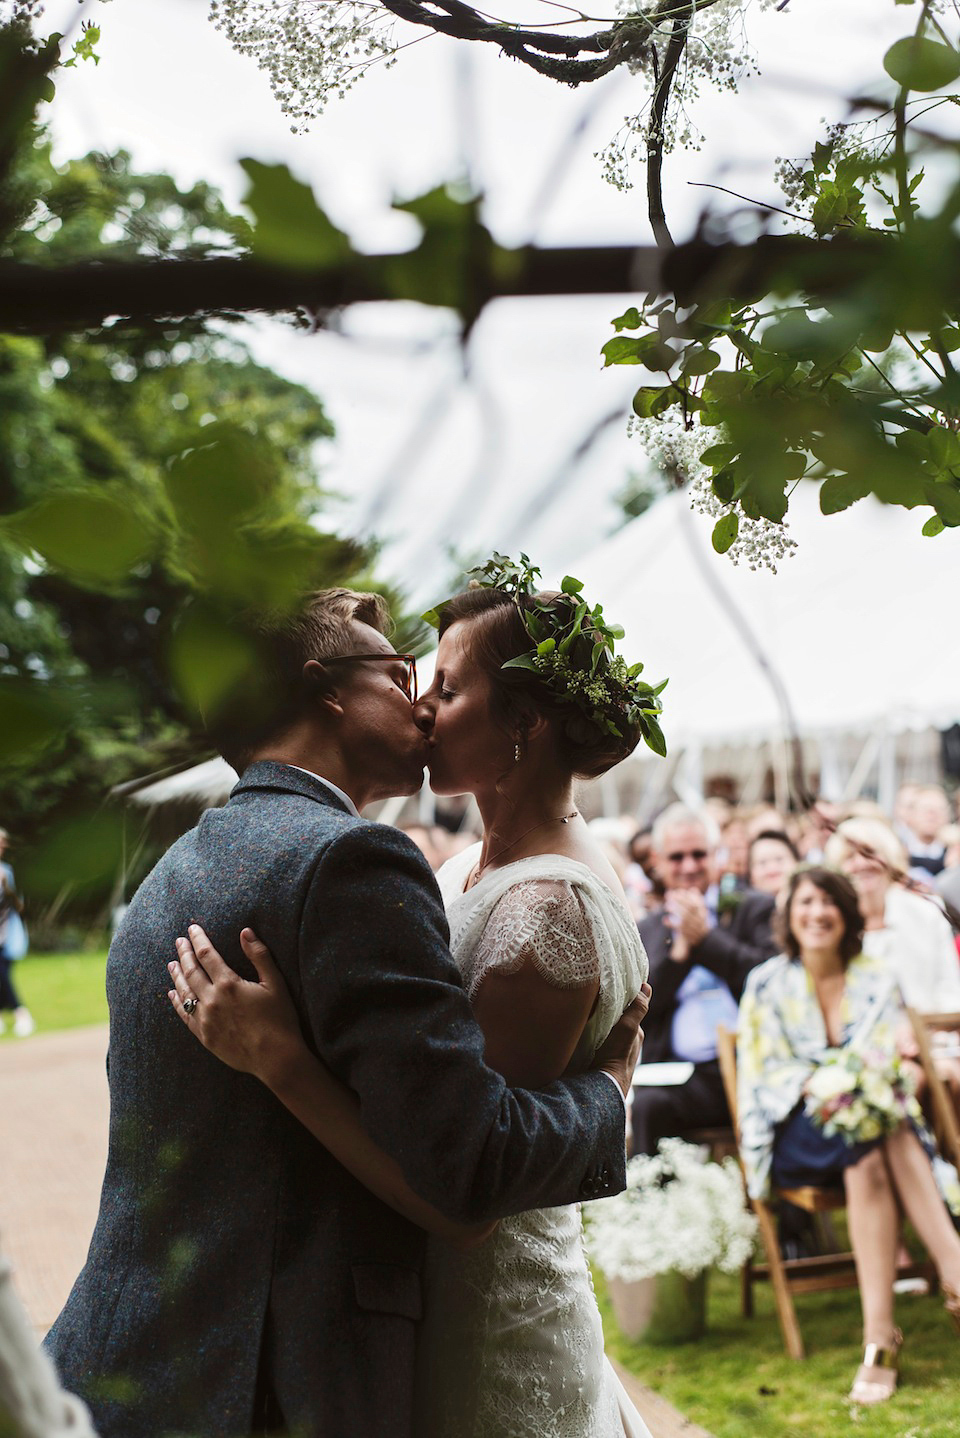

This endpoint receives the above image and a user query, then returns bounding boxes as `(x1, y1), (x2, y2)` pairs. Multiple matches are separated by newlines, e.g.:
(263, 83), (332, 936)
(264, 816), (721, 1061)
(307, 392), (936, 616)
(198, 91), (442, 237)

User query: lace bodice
(415, 847), (650, 1438)
(438, 846), (648, 1074)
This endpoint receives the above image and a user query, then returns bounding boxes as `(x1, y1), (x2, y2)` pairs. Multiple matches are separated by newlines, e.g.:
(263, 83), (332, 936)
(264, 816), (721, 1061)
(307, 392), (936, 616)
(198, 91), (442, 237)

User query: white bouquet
(803, 1048), (921, 1144)
(584, 1138), (757, 1283)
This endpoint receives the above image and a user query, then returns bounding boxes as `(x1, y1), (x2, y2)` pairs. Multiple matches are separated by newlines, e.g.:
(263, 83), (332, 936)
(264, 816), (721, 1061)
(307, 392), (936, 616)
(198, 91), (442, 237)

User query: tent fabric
(573, 485), (960, 746)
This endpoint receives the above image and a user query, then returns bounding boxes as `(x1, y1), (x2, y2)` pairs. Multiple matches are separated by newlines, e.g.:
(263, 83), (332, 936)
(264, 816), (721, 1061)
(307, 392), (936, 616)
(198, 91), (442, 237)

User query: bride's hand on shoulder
(167, 924), (304, 1086)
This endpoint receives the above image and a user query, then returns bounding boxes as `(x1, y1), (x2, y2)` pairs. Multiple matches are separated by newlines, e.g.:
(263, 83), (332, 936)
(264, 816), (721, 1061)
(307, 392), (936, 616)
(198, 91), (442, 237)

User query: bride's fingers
(168, 956), (202, 1011)
(173, 934), (215, 995)
(239, 927), (280, 988)
(183, 924), (232, 984)
(167, 985), (194, 1027)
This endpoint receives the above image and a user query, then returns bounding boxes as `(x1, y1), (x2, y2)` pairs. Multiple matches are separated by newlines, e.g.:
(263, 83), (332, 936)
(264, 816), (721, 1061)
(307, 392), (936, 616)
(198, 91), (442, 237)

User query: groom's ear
(302, 660), (344, 715)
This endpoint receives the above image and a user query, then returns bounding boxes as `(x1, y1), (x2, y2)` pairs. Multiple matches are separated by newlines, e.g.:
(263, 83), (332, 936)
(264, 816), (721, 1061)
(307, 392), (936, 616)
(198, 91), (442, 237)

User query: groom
(46, 587), (646, 1438)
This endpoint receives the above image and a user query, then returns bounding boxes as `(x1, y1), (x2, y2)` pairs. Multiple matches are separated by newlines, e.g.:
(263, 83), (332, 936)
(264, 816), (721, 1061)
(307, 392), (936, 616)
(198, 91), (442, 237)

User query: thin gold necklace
(472, 811), (579, 887)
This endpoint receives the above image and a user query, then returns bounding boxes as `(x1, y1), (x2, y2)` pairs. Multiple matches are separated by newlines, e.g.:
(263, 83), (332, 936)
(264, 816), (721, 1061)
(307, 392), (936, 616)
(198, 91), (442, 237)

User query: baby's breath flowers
(628, 410), (797, 573)
(210, 0), (398, 130)
(585, 1138), (758, 1282)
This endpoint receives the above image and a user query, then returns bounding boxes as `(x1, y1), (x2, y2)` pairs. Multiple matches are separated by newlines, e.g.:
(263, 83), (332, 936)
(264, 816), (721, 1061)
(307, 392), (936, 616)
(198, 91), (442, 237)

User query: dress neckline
(459, 848), (605, 894)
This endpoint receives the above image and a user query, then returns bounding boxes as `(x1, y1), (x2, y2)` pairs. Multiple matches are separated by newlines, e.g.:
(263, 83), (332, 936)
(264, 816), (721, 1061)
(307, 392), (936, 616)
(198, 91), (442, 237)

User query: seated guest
(748, 829), (799, 899)
(825, 817), (960, 1012)
(738, 868), (960, 1405)
(900, 784), (951, 884)
(631, 804), (778, 1157)
(825, 816), (960, 1118)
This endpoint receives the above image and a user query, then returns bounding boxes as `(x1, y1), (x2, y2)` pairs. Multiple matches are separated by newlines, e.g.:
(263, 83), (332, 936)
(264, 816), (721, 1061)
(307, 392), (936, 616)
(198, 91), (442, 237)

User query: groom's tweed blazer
(45, 762), (626, 1438)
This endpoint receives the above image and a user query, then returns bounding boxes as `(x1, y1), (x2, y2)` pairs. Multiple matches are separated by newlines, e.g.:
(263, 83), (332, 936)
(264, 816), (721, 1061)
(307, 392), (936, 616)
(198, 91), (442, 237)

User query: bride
(169, 556), (664, 1438)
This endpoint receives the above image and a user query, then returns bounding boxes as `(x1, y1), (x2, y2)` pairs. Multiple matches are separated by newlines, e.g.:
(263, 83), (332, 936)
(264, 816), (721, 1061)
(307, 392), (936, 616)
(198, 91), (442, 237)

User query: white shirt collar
(287, 765), (360, 818)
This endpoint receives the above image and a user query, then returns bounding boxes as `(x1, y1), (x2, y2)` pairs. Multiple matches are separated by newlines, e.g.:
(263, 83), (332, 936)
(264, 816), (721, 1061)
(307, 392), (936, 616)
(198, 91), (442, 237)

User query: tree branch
(646, 4), (691, 248)
(0, 247), (662, 333)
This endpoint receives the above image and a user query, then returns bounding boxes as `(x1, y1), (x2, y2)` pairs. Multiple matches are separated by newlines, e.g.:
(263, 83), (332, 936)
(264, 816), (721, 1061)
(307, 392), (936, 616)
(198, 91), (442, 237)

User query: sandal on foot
(849, 1331), (902, 1406)
(944, 1282), (960, 1335)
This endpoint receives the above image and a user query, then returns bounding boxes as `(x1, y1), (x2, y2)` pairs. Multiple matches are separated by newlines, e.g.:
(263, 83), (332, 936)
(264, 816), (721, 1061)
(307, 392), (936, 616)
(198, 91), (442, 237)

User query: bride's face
(415, 621), (515, 797)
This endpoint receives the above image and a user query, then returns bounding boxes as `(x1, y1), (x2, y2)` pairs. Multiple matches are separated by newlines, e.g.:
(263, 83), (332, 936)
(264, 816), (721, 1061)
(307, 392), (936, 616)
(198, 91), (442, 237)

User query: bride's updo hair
(437, 587), (642, 780)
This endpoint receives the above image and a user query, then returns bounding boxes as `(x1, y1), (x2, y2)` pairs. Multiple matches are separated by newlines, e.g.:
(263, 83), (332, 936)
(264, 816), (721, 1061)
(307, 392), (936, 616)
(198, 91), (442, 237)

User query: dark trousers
(630, 1059), (730, 1157)
(0, 954), (21, 1011)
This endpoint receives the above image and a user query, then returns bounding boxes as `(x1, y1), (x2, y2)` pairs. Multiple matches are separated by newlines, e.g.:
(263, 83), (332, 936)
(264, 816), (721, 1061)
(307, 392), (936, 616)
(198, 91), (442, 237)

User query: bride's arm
(168, 927), (494, 1250)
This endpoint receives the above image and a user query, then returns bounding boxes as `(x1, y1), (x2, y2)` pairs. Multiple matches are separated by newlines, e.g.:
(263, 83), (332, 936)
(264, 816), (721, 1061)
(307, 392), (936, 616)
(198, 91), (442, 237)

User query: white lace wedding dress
(414, 846), (653, 1438)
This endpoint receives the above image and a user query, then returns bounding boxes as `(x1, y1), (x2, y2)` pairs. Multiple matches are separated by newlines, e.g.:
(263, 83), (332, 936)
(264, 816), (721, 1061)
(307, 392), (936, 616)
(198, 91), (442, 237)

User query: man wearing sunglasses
(631, 802), (778, 1158)
(47, 586), (646, 1438)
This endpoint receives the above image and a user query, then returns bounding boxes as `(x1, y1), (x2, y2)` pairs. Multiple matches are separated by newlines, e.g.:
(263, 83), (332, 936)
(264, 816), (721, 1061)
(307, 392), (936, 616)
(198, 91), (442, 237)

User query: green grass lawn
(0, 951), (108, 1037)
(599, 1268), (960, 1438)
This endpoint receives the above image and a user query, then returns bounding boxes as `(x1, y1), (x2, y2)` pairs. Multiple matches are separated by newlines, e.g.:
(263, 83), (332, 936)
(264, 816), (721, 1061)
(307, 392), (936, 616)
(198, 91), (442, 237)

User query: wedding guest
(738, 867), (960, 1405)
(824, 817), (960, 1015)
(747, 830), (799, 899)
(717, 816), (750, 893)
(0, 831), (33, 1039)
(631, 804), (777, 1156)
(624, 827), (662, 920)
(901, 785), (951, 883)
(796, 799), (839, 864)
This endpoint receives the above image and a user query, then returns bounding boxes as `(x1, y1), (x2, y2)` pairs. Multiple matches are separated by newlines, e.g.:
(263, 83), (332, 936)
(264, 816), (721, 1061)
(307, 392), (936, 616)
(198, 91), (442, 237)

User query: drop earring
(514, 740), (521, 763)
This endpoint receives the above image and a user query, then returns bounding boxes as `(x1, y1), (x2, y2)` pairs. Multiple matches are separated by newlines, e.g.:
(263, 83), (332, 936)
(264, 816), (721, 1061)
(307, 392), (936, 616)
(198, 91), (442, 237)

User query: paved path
(0, 1024), (713, 1438)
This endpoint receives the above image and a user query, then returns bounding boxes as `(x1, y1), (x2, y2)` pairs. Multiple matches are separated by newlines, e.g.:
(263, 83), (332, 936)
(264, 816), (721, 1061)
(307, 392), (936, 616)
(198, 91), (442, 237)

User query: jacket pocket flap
(352, 1263), (422, 1320)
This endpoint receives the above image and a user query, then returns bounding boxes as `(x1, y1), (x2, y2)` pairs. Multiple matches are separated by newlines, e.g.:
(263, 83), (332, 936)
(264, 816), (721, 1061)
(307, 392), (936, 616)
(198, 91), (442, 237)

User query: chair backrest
(716, 1026), (740, 1140)
(907, 1008), (960, 1169)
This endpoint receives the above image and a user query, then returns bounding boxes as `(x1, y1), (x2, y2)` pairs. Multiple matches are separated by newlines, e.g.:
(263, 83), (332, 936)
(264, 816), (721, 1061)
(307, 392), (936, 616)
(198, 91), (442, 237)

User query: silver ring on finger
(183, 997), (199, 1016)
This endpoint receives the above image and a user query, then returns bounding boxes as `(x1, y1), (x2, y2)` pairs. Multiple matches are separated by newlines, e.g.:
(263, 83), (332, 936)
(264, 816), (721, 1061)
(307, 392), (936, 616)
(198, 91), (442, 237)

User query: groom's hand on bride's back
(593, 982), (651, 1099)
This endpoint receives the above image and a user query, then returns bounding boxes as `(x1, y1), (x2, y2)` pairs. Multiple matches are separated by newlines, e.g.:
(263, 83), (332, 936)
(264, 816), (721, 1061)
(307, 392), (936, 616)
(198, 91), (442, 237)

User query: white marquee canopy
(574, 485), (960, 749)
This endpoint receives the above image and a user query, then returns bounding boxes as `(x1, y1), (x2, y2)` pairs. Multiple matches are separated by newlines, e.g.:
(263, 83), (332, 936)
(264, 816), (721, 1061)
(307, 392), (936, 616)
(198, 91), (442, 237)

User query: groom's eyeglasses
(321, 653), (418, 703)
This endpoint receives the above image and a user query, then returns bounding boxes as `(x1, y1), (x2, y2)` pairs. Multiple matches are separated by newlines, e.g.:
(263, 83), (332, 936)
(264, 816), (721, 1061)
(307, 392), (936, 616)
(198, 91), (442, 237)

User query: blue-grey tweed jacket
(45, 762), (626, 1438)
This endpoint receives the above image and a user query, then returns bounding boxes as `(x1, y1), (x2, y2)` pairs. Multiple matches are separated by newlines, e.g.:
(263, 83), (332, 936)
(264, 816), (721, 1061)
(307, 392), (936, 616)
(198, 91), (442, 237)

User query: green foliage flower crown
(425, 553), (667, 757)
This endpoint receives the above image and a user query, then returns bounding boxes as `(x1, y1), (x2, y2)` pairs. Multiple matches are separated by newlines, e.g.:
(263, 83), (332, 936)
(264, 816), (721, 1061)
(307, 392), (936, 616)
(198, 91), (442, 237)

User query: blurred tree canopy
(2, 0), (960, 926)
(0, 115), (373, 921)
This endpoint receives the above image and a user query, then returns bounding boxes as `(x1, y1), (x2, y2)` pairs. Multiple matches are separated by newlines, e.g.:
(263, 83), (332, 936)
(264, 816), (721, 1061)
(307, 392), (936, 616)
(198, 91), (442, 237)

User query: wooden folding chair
(715, 1026), (926, 1360)
(907, 1008), (960, 1171)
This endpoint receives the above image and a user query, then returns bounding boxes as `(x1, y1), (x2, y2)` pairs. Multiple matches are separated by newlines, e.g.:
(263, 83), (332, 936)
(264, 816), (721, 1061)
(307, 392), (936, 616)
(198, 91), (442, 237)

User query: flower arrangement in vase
(584, 1138), (757, 1343)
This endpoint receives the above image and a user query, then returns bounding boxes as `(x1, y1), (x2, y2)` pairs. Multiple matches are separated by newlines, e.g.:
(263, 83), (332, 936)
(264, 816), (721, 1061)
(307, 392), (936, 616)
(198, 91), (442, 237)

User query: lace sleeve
(467, 879), (601, 999)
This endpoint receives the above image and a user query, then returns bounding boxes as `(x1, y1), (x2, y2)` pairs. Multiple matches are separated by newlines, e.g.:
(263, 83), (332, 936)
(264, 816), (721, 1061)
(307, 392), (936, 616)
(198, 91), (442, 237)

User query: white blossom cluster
(689, 471), (797, 572)
(628, 410), (797, 571)
(584, 1138), (757, 1282)
(597, 0), (778, 190)
(210, 0), (399, 130)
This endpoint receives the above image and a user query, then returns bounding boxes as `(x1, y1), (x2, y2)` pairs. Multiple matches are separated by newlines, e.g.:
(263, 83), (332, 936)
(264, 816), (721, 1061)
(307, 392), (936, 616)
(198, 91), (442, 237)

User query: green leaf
(642, 715), (667, 758)
(168, 605), (262, 724)
(240, 159), (351, 270)
(681, 348), (721, 377)
(819, 475), (871, 514)
(699, 443), (738, 469)
(537, 638), (556, 655)
(601, 335), (648, 367)
(884, 36), (960, 92)
(924, 479), (960, 525)
(711, 466), (737, 504)
(501, 654), (538, 671)
(1, 489), (154, 584)
(922, 515), (945, 536)
(611, 307), (642, 332)
(632, 385), (678, 419)
(560, 576), (584, 595)
(0, 679), (73, 765)
(712, 511), (739, 554)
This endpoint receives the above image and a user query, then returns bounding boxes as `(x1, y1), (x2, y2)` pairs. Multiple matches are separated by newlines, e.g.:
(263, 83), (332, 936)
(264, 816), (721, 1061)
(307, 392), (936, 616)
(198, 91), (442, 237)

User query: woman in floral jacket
(737, 867), (960, 1406)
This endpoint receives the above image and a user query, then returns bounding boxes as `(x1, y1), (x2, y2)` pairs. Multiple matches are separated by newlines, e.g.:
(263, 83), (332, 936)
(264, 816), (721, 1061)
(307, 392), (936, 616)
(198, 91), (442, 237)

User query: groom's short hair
(211, 588), (393, 772)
